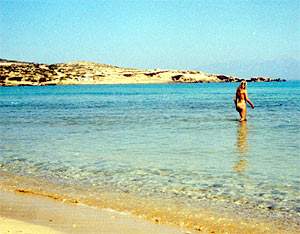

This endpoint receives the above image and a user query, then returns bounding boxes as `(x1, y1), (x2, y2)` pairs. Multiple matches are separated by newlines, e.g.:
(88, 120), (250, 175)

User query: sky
(1, 0), (300, 79)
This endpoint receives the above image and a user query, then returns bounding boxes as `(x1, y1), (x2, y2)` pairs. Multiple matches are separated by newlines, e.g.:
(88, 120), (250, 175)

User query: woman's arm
(245, 91), (254, 109)
(234, 92), (237, 107)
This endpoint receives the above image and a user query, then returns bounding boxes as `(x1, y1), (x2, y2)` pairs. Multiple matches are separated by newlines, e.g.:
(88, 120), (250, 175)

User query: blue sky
(1, 0), (299, 79)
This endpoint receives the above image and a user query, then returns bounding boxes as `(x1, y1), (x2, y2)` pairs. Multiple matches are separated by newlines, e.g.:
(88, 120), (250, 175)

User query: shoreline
(0, 189), (191, 234)
(0, 171), (298, 234)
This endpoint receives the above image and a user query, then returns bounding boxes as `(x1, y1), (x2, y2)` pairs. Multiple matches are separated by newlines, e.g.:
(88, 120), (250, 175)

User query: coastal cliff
(0, 59), (285, 86)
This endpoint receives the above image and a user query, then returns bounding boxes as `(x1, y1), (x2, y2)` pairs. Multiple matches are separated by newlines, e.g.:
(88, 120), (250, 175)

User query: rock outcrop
(0, 59), (286, 86)
(248, 77), (286, 82)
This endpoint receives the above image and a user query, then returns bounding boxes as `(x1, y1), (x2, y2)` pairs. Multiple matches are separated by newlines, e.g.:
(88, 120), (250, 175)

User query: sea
(0, 81), (299, 229)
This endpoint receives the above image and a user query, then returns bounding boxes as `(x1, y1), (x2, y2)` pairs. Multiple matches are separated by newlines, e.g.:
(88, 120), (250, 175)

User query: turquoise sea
(0, 82), (299, 226)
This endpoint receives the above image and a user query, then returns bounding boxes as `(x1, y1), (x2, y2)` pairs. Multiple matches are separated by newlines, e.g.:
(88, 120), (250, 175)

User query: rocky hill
(0, 59), (285, 86)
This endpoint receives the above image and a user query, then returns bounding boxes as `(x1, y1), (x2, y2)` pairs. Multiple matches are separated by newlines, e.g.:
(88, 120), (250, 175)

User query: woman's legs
(239, 107), (247, 121)
(236, 103), (247, 121)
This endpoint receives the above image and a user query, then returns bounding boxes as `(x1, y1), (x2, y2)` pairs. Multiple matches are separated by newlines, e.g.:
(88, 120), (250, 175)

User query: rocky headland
(0, 59), (286, 86)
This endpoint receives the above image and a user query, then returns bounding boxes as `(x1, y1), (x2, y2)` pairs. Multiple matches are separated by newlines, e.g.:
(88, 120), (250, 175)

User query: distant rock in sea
(0, 59), (286, 86)
(247, 77), (286, 82)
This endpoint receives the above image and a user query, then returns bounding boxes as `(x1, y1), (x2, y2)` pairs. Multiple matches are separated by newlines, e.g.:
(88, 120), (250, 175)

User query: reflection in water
(233, 121), (249, 173)
(236, 121), (248, 155)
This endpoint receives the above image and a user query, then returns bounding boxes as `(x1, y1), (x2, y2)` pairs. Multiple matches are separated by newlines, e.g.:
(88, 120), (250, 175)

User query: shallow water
(0, 82), (299, 221)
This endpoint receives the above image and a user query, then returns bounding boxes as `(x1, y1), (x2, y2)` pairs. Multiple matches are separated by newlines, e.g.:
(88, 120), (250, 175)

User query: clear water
(0, 82), (299, 218)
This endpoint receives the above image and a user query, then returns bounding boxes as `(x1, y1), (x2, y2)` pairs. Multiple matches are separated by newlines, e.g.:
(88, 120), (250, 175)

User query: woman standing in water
(234, 80), (254, 121)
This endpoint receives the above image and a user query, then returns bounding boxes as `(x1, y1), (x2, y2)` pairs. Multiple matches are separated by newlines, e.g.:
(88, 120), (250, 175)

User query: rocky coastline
(0, 59), (286, 86)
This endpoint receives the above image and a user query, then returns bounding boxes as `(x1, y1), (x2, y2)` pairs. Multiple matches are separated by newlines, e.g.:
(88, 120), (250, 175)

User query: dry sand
(0, 217), (64, 234)
(0, 190), (194, 234)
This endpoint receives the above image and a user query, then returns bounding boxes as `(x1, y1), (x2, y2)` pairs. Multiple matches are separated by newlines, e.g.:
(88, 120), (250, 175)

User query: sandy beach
(0, 216), (64, 234)
(0, 189), (192, 234)
(0, 170), (298, 234)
